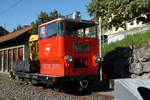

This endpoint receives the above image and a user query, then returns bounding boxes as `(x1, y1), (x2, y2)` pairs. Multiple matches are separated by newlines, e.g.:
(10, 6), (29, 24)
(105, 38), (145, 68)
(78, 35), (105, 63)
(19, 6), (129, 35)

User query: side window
(58, 22), (64, 36)
(47, 22), (57, 38)
(40, 26), (46, 40)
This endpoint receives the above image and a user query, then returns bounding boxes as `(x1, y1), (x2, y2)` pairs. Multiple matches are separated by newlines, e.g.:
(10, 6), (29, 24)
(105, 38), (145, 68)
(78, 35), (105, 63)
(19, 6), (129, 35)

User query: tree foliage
(13, 24), (23, 32)
(29, 10), (63, 35)
(87, 0), (150, 30)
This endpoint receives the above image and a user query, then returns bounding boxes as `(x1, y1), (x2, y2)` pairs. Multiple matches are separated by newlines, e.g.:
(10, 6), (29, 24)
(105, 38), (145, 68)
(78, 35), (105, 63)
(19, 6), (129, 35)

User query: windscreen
(65, 21), (97, 38)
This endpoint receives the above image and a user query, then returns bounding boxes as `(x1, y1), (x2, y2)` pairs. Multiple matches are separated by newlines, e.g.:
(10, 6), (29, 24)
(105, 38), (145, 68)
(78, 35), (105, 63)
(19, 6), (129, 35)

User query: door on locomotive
(38, 18), (100, 77)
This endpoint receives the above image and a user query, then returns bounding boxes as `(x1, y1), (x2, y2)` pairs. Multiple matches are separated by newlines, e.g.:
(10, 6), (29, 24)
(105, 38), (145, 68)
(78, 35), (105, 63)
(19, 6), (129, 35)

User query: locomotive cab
(38, 18), (100, 78)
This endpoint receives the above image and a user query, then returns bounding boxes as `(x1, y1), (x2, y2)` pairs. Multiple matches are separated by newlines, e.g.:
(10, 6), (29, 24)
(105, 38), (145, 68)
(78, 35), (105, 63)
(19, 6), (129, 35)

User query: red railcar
(38, 18), (100, 77)
(10, 17), (101, 91)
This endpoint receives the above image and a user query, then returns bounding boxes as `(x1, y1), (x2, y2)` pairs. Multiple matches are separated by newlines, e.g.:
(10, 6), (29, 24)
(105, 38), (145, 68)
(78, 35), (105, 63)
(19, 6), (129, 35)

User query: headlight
(66, 56), (72, 63)
(95, 56), (100, 63)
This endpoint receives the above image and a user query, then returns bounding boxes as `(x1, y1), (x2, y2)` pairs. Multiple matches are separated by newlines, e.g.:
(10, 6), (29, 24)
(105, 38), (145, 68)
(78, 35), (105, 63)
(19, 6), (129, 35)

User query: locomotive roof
(39, 18), (97, 27)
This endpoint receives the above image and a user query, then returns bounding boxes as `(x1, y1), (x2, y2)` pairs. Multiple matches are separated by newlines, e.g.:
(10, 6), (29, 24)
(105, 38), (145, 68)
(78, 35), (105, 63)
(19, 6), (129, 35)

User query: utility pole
(99, 17), (102, 58)
(99, 16), (103, 82)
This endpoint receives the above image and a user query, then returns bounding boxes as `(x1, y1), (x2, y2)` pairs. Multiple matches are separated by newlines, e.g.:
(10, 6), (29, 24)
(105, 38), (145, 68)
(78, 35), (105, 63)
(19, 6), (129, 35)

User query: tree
(13, 24), (23, 32)
(87, 0), (150, 30)
(29, 10), (63, 35)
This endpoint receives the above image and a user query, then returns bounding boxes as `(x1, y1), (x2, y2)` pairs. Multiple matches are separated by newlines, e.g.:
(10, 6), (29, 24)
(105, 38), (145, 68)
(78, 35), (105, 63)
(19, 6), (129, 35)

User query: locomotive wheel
(31, 79), (38, 85)
(19, 77), (25, 81)
(53, 83), (65, 92)
(24, 78), (31, 85)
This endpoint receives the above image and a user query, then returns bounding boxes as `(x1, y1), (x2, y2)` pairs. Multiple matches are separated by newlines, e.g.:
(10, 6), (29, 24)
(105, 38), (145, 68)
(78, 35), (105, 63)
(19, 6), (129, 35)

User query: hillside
(103, 29), (150, 58)
(102, 29), (150, 80)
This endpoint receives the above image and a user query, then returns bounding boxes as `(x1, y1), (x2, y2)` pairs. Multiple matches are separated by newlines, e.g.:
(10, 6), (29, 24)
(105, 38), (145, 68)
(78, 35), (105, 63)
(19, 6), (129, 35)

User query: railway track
(29, 85), (115, 100)
(0, 76), (114, 100)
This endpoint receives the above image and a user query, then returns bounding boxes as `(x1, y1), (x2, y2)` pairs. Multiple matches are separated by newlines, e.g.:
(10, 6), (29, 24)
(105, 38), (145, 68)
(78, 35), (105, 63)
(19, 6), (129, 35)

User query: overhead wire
(0, 0), (23, 17)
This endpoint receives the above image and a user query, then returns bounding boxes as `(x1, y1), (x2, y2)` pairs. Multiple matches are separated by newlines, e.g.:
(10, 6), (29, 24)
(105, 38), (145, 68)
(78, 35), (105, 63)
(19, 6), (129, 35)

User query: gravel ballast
(0, 78), (81, 100)
(0, 73), (114, 100)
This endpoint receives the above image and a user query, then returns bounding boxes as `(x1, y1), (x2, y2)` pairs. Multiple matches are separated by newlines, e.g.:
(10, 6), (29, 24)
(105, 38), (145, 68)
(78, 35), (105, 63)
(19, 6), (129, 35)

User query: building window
(47, 22), (57, 38)
(40, 26), (46, 40)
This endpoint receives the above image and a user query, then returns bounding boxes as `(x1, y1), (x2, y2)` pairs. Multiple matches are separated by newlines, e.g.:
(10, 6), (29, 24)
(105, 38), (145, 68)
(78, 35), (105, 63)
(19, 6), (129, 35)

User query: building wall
(107, 25), (150, 44)
(0, 45), (25, 72)
(105, 19), (143, 35)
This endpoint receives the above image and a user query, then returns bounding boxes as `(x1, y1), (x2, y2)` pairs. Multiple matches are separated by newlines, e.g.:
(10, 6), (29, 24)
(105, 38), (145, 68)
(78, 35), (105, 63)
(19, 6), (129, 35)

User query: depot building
(0, 26), (32, 73)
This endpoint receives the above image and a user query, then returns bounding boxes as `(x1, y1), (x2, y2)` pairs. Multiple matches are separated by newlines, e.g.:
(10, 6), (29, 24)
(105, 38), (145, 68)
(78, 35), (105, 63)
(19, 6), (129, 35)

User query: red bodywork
(38, 18), (99, 77)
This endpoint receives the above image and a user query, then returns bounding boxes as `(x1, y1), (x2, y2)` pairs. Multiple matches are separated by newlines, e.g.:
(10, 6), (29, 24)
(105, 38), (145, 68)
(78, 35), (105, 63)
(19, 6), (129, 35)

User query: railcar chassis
(10, 71), (98, 92)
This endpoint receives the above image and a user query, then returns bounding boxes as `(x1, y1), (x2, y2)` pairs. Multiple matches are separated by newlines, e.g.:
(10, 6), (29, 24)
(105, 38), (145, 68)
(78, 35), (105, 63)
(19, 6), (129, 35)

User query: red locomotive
(10, 15), (102, 91)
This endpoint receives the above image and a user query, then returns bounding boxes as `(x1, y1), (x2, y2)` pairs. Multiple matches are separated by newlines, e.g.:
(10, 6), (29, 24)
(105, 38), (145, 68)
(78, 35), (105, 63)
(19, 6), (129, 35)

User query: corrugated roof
(0, 26), (32, 43)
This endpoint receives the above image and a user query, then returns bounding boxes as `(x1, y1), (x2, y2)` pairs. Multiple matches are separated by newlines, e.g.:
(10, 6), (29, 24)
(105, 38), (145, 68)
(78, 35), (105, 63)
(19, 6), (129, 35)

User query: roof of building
(0, 26), (32, 43)
(90, 18), (96, 21)
(0, 26), (9, 36)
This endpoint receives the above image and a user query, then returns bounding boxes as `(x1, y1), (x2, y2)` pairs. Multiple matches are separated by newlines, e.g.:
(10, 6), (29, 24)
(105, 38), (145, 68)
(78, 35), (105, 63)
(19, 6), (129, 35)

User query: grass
(102, 29), (150, 57)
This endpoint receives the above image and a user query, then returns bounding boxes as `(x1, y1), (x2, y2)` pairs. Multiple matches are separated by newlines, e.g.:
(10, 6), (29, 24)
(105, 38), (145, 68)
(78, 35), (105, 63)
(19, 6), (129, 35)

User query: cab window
(65, 21), (97, 38)
(47, 22), (57, 38)
(40, 26), (46, 40)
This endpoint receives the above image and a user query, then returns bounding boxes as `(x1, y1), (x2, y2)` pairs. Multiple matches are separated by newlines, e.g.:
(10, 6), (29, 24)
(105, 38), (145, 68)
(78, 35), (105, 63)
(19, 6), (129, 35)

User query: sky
(0, 0), (92, 32)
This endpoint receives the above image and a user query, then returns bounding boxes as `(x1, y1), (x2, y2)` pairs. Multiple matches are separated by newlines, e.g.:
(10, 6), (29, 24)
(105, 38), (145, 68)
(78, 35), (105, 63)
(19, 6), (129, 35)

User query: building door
(18, 47), (23, 60)
(0, 51), (2, 71)
(13, 48), (17, 61)
(8, 50), (12, 72)
(4, 50), (8, 72)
